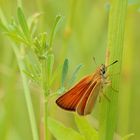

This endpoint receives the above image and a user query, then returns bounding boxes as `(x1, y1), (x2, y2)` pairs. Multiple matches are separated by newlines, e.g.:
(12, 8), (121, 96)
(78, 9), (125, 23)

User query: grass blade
(12, 44), (39, 140)
(99, 0), (128, 140)
(17, 7), (31, 41)
(68, 64), (83, 87)
(49, 15), (62, 48)
(122, 133), (134, 140)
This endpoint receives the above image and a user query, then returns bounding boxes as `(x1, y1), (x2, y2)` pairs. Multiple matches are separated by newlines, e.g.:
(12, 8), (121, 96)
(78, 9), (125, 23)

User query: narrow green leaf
(8, 18), (25, 39)
(40, 32), (48, 53)
(49, 15), (62, 48)
(75, 115), (98, 140)
(68, 64), (83, 87)
(61, 58), (69, 87)
(6, 33), (28, 45)
(23, 70), (35, 81)
(48, 117), (85, 140)
(11, 44), (39, 140)
(17, 7), (30, 40)
(122, 133), (134, 140)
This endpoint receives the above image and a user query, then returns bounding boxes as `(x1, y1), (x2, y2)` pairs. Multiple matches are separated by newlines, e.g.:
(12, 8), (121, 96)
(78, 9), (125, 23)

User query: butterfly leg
(98, 85), (104, 102)
(103, 93), (111, 102)
(104, 79), (118, 92)
(99, 95), (102, 103)
(98, 86), (110, 102)
(110, 86), (118, 92)
(98, 90), (110, 102)
(104, 80), (111, 85)
(106, 72), (120, 78)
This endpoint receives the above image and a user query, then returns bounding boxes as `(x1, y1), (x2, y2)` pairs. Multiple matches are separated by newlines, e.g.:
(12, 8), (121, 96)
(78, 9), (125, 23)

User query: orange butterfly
(56, 60), (118, 115)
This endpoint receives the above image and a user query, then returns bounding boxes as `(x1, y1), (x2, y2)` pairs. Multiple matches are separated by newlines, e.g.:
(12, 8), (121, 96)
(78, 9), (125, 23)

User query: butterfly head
(100, 64), (106, 76)
(100, 60), (118, 76)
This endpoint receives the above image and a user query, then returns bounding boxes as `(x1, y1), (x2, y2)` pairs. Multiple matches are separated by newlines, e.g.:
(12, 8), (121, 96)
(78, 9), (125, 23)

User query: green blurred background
(0, 0), (140, 140)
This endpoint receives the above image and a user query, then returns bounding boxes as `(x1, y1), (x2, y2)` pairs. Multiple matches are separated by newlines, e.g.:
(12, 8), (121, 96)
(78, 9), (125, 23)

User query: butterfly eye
(100, 65), (106, 75)
(102, 69), (105, 74)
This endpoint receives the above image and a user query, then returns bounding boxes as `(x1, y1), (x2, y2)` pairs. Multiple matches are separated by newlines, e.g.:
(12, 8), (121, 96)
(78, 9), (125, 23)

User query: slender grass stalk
(118, 15), (133, 135)
(12, 44), (39, 140)
(40, 59), (48, 140)
(39, 92), (46, 140)
(99, 0), (128, 140)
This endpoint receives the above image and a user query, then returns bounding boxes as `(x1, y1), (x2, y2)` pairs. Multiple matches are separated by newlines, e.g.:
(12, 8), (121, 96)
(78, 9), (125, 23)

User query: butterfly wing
(76, 79), (102, 115)
(56, 75), (93, 111)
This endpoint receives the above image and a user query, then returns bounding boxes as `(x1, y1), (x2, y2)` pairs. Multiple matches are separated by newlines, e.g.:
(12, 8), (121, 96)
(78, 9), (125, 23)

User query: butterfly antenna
(106, 60), (118, 68)
(92, 56), (97, 66)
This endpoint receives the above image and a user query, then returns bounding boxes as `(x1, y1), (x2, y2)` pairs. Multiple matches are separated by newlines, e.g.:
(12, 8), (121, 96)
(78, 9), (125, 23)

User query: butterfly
(56, 60), (118, 115)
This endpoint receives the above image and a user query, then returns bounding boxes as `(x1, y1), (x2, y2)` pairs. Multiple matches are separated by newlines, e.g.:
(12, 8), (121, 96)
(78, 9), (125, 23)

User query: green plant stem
(99, 0), (128, 140)
(41, 59), (49, 140)
(39, 91), (46, 140)
(12, 44), (39, 140)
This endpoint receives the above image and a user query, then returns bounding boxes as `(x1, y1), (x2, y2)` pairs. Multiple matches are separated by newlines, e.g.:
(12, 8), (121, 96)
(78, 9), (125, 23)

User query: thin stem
(12, 44), (39, 140)
(40, 59), (50, 140)
(39, 93), (46, 140)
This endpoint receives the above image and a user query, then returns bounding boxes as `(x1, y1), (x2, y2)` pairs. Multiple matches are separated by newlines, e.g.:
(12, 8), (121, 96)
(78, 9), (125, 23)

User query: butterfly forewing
(56, 75), (93, 111)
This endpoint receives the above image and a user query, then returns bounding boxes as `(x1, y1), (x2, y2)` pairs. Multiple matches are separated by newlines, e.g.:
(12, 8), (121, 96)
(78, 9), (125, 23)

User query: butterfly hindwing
(76, 79), (101, 115)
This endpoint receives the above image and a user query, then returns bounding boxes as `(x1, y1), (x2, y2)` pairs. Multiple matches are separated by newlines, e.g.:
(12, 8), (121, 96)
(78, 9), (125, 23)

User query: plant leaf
(61, 58), (69, 87)
(48, 117), (85, 140)
(68, 64), (83, 87)
(17, 7), (30, 41)
(122, 133), (134, 140)
(75, 115), (98, 140)
(49, 15), (63, 48)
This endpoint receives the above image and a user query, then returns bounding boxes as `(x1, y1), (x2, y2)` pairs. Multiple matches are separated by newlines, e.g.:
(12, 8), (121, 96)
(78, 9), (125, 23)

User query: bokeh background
(0, 0), (140, 140)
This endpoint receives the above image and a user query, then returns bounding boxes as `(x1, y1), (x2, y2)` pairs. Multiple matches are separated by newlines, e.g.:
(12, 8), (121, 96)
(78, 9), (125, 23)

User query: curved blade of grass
(99, 0), (128, 140)
(49, 15), (63, 49)
(47, 117), (85, 140)
(122, 133), (134, 140)
(12, 44), (39, 140)
(68, 64), (83, 87)
(17, 7), (31, 41)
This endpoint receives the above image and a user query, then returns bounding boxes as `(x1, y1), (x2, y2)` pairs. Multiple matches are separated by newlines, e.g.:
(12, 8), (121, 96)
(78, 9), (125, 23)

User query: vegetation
(0, 0), (140, 140)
